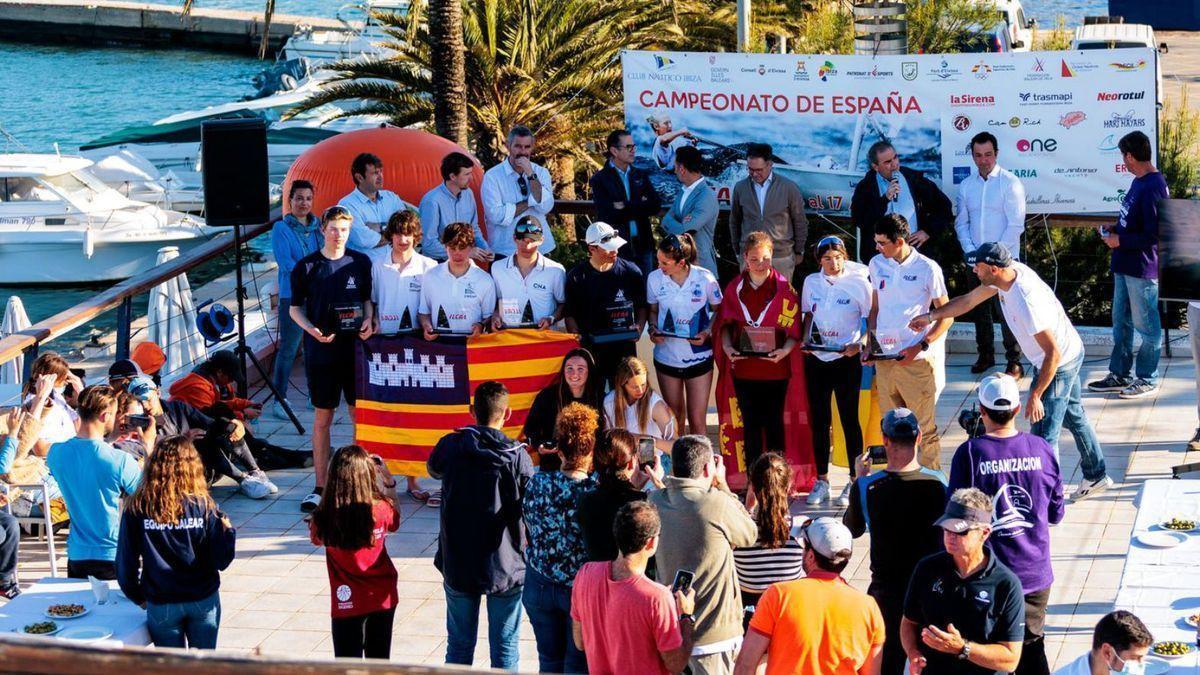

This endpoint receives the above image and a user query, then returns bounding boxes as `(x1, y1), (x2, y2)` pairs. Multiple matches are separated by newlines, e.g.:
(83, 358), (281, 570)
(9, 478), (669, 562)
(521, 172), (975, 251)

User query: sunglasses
(663, 233), (684, 251)
(323, 206), (352, 221)
(517, 175), (529, 198)
(514, 220), (544, 239)
(817, 235), (844, 249)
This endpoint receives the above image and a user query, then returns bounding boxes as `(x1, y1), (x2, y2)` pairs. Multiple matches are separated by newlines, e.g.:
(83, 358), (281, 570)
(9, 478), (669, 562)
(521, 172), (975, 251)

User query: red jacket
(168, 373), (254, 419)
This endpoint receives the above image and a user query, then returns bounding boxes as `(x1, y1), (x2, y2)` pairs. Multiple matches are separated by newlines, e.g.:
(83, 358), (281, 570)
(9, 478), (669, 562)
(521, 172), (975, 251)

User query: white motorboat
(0, 154), (219, 285)
(280, 1), (409, 63)
(88, 149), (205, 213)
(79, 75), (389, 187)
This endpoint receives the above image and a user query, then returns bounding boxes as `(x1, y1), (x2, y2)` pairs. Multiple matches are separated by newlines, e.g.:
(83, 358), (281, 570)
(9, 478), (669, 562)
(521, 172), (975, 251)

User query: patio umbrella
(0, 296), (31, 385)
(146, 246), (207, 381)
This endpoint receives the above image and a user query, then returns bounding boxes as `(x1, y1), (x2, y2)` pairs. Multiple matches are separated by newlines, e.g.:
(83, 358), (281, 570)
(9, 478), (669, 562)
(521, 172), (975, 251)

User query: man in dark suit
(590, 129), (662, 276)
(850, 141), (953, 263)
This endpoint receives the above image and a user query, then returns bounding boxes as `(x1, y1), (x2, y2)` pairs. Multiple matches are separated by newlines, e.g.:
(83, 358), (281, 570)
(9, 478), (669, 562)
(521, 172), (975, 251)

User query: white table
(1113, 479), (1200, 673)
(0, 577), (150, 647)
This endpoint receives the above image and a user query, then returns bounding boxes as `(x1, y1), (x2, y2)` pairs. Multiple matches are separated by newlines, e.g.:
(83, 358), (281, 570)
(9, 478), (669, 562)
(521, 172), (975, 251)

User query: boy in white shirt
(490, 217), (565, 330)
(419, 222), (497, 339)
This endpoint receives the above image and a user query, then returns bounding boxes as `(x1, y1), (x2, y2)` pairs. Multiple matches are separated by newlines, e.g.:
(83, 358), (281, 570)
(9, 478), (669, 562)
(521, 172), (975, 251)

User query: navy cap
(881, 407), (920, 440)
(935, 499), (993, 533)
(966, 241), (1014, 267)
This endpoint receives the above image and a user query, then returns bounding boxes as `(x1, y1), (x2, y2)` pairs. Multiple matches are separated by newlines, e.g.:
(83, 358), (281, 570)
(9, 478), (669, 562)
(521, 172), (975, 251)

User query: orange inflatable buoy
(281, 127), (488, 238)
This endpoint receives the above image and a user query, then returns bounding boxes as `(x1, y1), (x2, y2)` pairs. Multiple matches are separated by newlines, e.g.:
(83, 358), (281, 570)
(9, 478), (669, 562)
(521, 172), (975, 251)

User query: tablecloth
(0, 577), (150, 647)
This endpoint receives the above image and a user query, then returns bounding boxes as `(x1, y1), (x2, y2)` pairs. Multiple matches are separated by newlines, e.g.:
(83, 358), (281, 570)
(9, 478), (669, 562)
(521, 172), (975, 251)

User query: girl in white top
(799, 236), (873, 508)
(647, 233), (722, 437)
(419, 222), (497, 339)
(370, 211), (438, 334)
(23, 353), (82, 452)
(603, 357), (676, 470)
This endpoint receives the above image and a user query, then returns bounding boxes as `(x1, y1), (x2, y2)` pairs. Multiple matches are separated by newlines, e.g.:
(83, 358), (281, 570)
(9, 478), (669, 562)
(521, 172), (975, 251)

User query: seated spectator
(1053, 610), (1153, 675)
(108, 390), (151, 461)
(1, 373), (57, 502)
(310, 444), (401, 659)
(127, 377), (276, 498)
(24, 353), (83, 456)
(522, 403), (599, 673)
(46, 385), (143, 580)
(107, 358), (145, 392)
(523, 348), (606, 472)
(603, 357), (676, 469)
(734, 518), (884, 675)
(571, 501), (696, 674)
(117, 436), (235, 649)
(733, 453), (807, 630)
(131, 342), (167, 388)
(168, 350), (261, 421)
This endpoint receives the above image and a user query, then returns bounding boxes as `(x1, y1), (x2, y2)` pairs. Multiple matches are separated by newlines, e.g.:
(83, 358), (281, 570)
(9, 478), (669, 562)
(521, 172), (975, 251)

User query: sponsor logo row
(950, 110), (1147, 132)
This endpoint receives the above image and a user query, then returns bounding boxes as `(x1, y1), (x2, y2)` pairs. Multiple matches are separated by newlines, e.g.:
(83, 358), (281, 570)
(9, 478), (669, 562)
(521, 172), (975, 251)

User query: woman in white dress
(603, 357), (676, 473)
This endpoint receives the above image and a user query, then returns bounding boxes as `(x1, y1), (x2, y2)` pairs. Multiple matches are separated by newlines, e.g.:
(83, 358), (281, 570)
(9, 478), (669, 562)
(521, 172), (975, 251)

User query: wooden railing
(0, 222), (271, 378)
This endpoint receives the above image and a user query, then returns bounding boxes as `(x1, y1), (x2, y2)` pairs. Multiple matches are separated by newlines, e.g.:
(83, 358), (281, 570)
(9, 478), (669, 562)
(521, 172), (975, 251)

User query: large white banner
(622, 49), (1158, 215)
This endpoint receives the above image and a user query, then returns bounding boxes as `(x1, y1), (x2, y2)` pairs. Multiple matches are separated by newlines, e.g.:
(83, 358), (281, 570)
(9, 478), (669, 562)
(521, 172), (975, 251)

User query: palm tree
(428, 0), (467, 145)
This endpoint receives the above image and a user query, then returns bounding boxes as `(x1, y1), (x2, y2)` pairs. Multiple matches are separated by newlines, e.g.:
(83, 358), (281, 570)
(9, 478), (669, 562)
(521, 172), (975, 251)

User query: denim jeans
(146, 591), (221, 649)
(1031, 354), (1107, 482)
(522, 567), (587, 673)
(271, 298), (304, 399)
(444, 583), (523, 670)
(1109, 273), (1162, 382)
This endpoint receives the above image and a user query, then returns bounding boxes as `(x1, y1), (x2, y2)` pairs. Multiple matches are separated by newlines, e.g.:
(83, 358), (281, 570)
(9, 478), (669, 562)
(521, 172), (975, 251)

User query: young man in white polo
(490, 216), (565, 330)
(419, 221), (498, 339)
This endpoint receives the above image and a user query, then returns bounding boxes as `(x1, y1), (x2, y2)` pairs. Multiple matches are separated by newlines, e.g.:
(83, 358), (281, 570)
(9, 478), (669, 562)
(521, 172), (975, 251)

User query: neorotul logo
(1016, 138), (1058, 153)
(1097, 91), (1146, 101)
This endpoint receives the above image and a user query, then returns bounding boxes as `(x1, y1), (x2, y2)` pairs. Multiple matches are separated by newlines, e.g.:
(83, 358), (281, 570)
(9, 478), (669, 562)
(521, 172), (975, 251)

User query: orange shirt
(748, 571), (885, 675)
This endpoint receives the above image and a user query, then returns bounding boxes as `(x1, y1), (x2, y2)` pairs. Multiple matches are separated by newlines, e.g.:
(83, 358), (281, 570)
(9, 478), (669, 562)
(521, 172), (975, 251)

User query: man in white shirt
(866, 214), (952, 470)
(911, 242), (1113, 502)
(646, 112), (697, 171)
(480, 125), (556, 256)
(1053, 610), (1153, 675)
(419, 222), (497, 339)
(489, 217), (565, 330)
(418, 151), (493, 265)
(337, 152), (414, 253)
(955, 131), (1026, 377)
(370, 210), (438, 335)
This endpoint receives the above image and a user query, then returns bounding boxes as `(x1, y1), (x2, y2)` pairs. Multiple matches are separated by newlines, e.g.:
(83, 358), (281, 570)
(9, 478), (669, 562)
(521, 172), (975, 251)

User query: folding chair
(0, 480), (59, 577)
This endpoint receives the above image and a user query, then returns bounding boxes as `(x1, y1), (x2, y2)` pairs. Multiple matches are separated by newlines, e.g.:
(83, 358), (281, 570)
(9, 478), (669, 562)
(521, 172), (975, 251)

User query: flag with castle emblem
(354, 329), (580, 476)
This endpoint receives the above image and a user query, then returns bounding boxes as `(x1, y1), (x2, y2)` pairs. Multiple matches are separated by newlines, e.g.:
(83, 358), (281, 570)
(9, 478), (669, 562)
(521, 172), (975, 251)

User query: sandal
(406, 488), (431, 503)
(426, 491), (442, 507)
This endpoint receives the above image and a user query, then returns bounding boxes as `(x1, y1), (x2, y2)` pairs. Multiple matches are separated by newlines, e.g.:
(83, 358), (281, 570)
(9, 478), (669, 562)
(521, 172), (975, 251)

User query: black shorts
(653, 359), (714, 380)
(305, 339), (357, 409)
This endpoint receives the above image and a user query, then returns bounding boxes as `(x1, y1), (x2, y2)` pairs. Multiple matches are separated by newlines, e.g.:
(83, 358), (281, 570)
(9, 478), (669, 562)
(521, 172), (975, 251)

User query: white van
(988, 0), (1036, 51)
(1072, 21), (1168, 102)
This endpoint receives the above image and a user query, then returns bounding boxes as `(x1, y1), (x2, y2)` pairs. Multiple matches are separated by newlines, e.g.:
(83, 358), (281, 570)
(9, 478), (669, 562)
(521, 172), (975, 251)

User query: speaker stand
(232, 223), (305, 435)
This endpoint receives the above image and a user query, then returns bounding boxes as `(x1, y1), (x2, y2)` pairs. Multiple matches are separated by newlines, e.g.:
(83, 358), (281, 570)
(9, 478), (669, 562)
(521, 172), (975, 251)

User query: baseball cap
(800, 517), (854, 559)
(513, 218), (544, 241)
(584, 222), (627, 252)
(935, 499), (993, 534)
(881, 407), (920, 440)
(131, 341), (166, 376)
(965, 241), (1014, 267)
(108, 359), (144, 382)
(127, 376), (158, 402)
(209, 350), (246, 388)
(978, 373), (1020, 411)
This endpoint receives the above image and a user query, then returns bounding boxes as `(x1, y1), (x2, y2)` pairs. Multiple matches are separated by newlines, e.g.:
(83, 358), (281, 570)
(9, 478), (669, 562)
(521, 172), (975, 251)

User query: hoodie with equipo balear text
(116, 496), (236, 606)
(428, 425), (534, 596)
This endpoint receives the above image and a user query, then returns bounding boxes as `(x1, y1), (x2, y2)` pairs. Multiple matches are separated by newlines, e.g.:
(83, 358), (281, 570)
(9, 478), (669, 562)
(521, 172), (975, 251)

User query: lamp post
(737, 0), (751, 52)
(853, 1), (907, 55)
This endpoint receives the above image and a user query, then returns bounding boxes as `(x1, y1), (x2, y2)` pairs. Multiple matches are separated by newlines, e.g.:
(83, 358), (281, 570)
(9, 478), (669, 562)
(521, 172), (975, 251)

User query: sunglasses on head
(323, 206), (352, 221)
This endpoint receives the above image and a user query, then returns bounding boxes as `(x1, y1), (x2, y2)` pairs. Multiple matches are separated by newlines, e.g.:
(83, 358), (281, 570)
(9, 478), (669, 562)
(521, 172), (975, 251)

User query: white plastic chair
(0, 480), (58, 577)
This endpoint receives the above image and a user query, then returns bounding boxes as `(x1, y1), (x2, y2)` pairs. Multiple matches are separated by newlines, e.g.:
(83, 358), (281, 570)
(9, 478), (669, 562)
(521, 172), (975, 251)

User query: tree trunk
(546, 155), (577, 241)
(429, 0), (468, 146)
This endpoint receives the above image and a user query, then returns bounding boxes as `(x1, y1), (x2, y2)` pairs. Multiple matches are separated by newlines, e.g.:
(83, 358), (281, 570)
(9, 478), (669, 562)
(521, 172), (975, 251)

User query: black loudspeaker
(201, 118), (270, 227)
(1158, 198), (1200, 303)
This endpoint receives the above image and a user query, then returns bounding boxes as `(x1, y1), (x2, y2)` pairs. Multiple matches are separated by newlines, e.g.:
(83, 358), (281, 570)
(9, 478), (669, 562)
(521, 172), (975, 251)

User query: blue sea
(0, 0), (1104, 334)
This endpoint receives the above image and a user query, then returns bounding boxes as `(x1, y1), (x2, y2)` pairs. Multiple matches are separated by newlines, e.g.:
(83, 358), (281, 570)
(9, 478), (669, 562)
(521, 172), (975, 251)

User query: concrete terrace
(8, 347), (1200, 671)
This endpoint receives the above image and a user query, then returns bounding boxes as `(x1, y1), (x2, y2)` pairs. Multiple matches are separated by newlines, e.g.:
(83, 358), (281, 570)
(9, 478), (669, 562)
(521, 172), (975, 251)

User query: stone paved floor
(7, 346), (1200, 671)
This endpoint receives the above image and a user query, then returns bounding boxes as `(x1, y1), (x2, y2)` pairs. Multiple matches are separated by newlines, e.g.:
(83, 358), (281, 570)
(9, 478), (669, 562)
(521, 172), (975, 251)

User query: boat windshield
(40, 172), (105, 204)
(1, 176), (62, 202)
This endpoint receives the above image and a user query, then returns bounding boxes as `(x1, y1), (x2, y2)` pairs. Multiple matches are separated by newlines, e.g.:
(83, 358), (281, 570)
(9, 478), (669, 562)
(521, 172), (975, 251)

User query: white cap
(585, 222), (627, 252)
(978, 373), (1021, 411)
(801, 517), (853, 560)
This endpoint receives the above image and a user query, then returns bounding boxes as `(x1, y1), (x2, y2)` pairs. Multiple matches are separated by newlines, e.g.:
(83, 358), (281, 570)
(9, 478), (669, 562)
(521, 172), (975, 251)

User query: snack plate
(1136, 531), (1188, 549)
(1158, 521), (1199, 533)
(19, 622), (61, 636)
(1150, 642), (1195, 660)
(42, 606), (89, 620)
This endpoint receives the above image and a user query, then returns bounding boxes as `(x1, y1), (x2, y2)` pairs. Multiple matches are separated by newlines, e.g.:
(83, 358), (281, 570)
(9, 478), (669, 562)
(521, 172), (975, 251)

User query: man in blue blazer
(661, 145), (719, 276)
(589, 129), (662, 275)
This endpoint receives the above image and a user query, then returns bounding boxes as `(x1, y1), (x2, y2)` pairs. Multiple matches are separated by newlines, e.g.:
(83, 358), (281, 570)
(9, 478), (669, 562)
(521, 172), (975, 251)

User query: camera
(958, 407), (986, 439)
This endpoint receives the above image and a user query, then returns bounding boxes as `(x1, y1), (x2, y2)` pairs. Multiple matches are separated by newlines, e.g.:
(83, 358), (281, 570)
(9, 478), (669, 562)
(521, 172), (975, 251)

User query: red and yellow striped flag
(354, 330), (579, 476)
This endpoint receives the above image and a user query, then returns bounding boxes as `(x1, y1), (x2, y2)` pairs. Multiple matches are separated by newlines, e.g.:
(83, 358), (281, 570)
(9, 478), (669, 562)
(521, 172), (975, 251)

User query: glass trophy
(804, 318), (846, 353)
(330, 303), (364, 333)
(501, 298), (538, 328)
(736, 325), (777, 357)
(397, 307), (415, 333)
(592, 299), (640, 344)
(866, 330), (904, 361)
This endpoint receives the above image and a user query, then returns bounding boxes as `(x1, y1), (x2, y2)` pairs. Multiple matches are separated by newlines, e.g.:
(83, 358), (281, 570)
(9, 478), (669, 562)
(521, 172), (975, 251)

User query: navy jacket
(116, 497), (236, 605)
(850, 166), (952, 261)
(428, 425), (534, 595)
(589, 162), (663, 260)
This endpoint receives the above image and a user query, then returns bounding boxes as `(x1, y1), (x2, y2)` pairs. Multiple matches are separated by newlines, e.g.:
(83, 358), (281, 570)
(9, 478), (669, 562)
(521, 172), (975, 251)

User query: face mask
(53, 385), (66, 396)
(1109, 649), (1146, 675)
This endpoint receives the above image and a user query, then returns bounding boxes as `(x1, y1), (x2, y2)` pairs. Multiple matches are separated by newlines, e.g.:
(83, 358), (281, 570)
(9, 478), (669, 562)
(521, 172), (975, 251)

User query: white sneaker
(239, 475), (271, 499)
(1073, 475), (1114, 501)
(836, 483), (853, 508)
(249, 470), (278, 494)
(806, 479), (830, 506)
(300, 491), (321, 513)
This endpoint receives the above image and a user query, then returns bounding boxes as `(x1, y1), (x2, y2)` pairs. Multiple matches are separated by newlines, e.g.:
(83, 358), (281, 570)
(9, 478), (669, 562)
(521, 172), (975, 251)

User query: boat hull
(0, 231), (223, 285)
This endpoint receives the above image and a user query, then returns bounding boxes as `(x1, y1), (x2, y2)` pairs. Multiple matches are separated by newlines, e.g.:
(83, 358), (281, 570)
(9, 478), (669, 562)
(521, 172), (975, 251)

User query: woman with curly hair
(116, 435), (236, 649)
(732, 452), (807, 630)
(521, 402), (599, 673)
(309, 444), (401, 659)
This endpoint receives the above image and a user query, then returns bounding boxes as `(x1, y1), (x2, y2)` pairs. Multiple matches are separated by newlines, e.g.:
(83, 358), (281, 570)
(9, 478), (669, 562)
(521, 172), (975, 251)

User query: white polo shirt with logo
(490, 253), (566, 327)
(869, 250), (948, 359)
(418, 260), (497, 334)
(646, 266), (723, 368)
(369, 248), (438, 334)
(801, 269), (873, 362)
(995, 262), (1082, 368)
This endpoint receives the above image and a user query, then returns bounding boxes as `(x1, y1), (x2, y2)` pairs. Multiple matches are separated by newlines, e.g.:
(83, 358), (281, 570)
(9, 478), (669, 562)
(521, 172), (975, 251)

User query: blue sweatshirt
(47, 437), (141, 562)
(1111, 171), (1168, 279)
(948, 432), (1064, 594)
(117, 497), (236, 605)
(271, 213), (321, 299)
